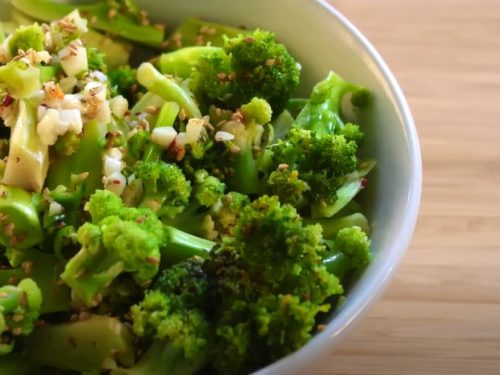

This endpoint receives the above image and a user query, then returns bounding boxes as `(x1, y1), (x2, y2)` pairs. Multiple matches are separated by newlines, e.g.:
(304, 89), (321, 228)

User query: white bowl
(137, 0), (422, 373)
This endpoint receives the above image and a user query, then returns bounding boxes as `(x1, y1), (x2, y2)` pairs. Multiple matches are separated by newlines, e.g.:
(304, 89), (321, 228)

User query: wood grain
(311, 1), (500, 374)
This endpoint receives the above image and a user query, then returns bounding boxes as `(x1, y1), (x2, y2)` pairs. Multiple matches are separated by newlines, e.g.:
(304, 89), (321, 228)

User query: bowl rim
(253, 1), (422, 374)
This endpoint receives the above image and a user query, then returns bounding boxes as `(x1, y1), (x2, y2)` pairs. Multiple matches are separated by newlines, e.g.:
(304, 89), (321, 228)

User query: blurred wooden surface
(311, 1), (500, 374)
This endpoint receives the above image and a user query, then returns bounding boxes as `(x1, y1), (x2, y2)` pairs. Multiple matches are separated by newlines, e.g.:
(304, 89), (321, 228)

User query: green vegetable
(3, 248), (70, 314)
(47, 120), (107, 196)
(8, 24), (45, 56)
(24, 315), (135, 372)
(0, 353), (42, 375)
(112, 258), (209, 375)
(0, 278), (42, 355)
(137, 62), (201, 119)
(2, 100), (48, 192)
(165, 17), (245, 51)
(295, 71), (370, 136)
(10, 0), (164, 48)
(206, 195), (343, 373)
(159, 46), (220, 78)
(0, 185), (43, 249)
(82, 29), (132, 68)
(0, 61), (41, 99)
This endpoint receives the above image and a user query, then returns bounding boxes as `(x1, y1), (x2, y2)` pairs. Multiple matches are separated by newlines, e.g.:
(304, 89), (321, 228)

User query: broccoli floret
(87, 47), (107, 72)
(60, 190), (165, 307)
(163, 170), (226, 238)
(206, 195), (342, 373)
(112, 258), (209, 375)
(0, 61), (41, 99)
(132, 161), (192, 219)
(8, 24), (45, 56)
(11, 0), (164, 48)
(305, 212), (370, 240)
(0, 279), (42, 355)
(108, 66), (140, 103)
(53, 131), (80, 157)
(270, 128), (359, 216)
(24, 315), (135, 372)
(190, 30), (300, 114)
(323, 226), (371, 279)
(266, 168), (310, 209)
(295, 71), (370, 136)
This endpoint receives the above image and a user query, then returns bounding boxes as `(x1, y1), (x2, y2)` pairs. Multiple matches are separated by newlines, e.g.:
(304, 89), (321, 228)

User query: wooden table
(310, 1), (500, 374)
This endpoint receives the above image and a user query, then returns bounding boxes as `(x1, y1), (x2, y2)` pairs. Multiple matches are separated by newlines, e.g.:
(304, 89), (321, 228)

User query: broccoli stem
(0, 353), (42, 375)
(46, 120), (107, 196)
(229, 147), (261, 194)
(39, 65), (61, 83)
(0, 23), (5, 43)
(2, 100), (48, 192)
(165, 17), (245, 51)
(112, 341), (207, 375)
(5, 248), (70, 314)
(285, 98), (309, 118)
(304, 212), (370, 240)
(10, 0), (164, 48)
(143, 101), (180, 163)
(323, 252), (349, 280)
(82, 30), (132, 69)
(158, 46), (219, 78)
(137, 63), (201, 119)
(24, 315), (135, 372)
(0, 185), (43, 250)
(271, 110), (294, 141)
(162, 226), (214, 265)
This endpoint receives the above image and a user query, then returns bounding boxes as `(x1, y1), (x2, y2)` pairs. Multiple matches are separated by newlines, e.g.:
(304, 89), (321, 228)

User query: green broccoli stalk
(2, 248), (70, 314)
(223, 97), (273, 194)
(112, 258), (209, 375)
(24, 315), (135, 372)
(159, 46), (220, 78)
(323, 226), (371, 280)
(10, 0), (164, 48)
(295, 71), (370, 137)
(190, 29), (300, 114)
(0, 61), (41, 100)
(164, 17), (246, 51)
(0, 278), (42, 355)
(46, 120), (107, 196)
(305, 212), (370, 240)
(137, 63), (201, 119)
(82, 29), (132, 69)
(0, 185), (43, 249)
(0, 23), (5, 43)
(162, 225), (215, 265)
(0, 353), (42, 375)
(2, 100), (48, 192)
(205, 195), (343, 373)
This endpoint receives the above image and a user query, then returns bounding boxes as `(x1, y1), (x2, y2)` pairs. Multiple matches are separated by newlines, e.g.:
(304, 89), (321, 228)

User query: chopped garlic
(83, 81), (107, 102)
(185, 118), (204, 144)
(61, 94), (84, 111)
(175, 132), (187, 147)
(58, 109), (83, 134)
(103, 153), (125, 176)
(37, 108), (61, 145)
(103, 172), (126, 196)
(48, 201), (64, 216)
(63, 10), (88, 35)
(151, 126), (177, 148)
(215, 131), (235, 142)
(109, 96), (129, 119)
(37, 108), (83, 146)
(59, 40), (88, 77)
